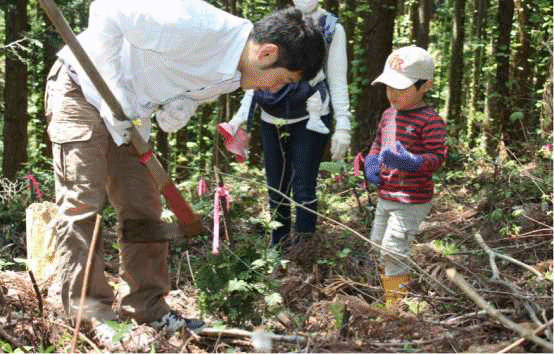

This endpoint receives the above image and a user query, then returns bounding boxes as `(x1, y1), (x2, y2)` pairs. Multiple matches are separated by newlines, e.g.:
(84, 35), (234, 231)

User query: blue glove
(364, 154), (381, 186)
(380, 141), (423, 172)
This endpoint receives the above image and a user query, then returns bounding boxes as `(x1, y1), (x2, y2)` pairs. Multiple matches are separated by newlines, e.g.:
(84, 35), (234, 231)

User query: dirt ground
(0, 182), (552, 353)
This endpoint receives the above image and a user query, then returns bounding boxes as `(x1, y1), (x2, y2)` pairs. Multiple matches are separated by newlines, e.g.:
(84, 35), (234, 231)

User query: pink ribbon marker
(212, 185), (231, 255)
(198, 177), (208, 197)
(353, 152), (364, 177)
(24, 172), (43, 200)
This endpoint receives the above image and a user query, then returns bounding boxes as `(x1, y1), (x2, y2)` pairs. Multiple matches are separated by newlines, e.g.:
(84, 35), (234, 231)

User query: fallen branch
(517, 228), (553, 238)
(196, 327), (307, 351)
(474, 232), (543, 280)
(323, 274), (380, 296)
(439, 309), (514, 325)
(185, 250), (196, 288)
(366, 334), (455, 349)
(197, 327), (306, 343)
(491, 278), (542, 326)
(498, 319), (553, 353)
(446, 268), (553, 351)
(27, 271), (43, 317)
(49, 319), (101, 352)
(71, 214), (102, 352)
(518, 214), (552, 230)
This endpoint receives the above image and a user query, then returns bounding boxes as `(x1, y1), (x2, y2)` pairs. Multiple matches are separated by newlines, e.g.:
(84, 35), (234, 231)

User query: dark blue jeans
(260, 114), (332, 245)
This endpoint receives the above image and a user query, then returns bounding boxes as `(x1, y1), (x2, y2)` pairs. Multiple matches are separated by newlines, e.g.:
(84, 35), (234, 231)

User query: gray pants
(45, 59), (171, 323)
(370, 198), (431, 276)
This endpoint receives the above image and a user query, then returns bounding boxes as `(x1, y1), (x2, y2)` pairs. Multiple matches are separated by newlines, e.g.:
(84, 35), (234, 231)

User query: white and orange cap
(372, 46), (434, 90)
(293, 0), (320, 14)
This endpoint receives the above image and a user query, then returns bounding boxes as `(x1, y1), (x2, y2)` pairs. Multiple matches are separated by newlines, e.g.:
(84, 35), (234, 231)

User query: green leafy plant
(329, 302), (346, 330)
(0, 340), (14, 353)
(105, 320), (133, 343)
(195, 235), (284, 326)
(404, 298), (431, 315)
(317, 247), (352, 272)
(0, 177), (32, 253)
(0, 258), (14, 271)
(432, 239), (459, 257)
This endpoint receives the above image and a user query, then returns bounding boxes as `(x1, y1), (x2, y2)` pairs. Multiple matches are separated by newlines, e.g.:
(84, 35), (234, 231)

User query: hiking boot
(381, 273), (412, 309)
(149, 311), (205, 332)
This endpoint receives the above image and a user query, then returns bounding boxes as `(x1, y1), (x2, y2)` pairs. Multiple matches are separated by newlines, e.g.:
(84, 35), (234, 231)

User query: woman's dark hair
(251, 7), (325, 81)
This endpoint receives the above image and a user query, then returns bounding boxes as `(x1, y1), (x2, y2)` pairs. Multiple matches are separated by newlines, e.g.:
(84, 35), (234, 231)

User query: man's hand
(99, 83), (150, 144)
(99, 98), (150, 145)
(380, 141), (423, 172)
(99, 100), (133, 143)
(364, 154), (381, 186)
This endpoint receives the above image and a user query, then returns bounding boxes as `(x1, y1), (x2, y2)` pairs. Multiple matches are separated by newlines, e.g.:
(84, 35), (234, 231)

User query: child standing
(364, 46), (447, 308)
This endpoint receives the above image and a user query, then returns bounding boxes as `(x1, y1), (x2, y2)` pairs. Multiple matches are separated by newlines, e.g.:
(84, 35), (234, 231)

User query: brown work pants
(45, 60), (171, 323)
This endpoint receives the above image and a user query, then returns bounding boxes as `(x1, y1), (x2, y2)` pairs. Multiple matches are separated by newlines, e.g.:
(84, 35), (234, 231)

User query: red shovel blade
(162, 183), (204, 237)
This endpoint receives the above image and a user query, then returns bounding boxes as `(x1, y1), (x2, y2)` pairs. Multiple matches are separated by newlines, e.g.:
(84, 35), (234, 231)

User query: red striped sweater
(368, 105), (447, 204)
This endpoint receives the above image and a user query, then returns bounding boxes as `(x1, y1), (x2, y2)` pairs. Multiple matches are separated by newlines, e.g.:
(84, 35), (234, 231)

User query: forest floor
(0, 158), (552, 353)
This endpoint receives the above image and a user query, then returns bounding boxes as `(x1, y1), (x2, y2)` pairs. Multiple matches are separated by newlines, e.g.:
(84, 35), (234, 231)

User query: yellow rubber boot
(381, 273), (411, 309)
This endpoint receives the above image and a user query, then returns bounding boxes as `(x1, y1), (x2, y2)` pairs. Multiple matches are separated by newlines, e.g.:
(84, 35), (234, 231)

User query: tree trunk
(412, 0), (432, 49)
(343, 0), (356, 83)
(276, 0), (289, 9)
(466, 0), (488, 148)
(199, 104), (213, 174)
(214, 95), (231, 172)
(229, 0), (237, 15)
(485, 0), (514, 158)
(540, 50), (552, 141)
(324, 0), (339, 15)
(471, 0), (488, 113)
(40, 12), (62, 161)
(3, 0), (29, 179)
(446, 0), (466, 136)
(510, 0), (532, 141)
(355, 0), (397, 151)
(156, 130), (170, 171)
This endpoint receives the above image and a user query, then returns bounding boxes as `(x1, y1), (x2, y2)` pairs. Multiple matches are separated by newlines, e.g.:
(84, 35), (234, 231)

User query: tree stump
(25, 201), (58, 283)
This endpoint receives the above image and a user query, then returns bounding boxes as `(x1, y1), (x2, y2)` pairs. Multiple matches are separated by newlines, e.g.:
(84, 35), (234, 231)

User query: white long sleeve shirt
(58, 0), (252, 145)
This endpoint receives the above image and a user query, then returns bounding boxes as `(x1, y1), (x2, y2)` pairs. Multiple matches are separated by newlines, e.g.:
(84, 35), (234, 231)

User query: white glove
(155, 97), (199, 132)
(330, 129), (351, 160)
(305, 91), (330, 134)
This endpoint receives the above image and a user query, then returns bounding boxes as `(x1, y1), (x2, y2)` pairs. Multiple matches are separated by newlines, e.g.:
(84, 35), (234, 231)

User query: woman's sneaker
(150, 312), (205, 332)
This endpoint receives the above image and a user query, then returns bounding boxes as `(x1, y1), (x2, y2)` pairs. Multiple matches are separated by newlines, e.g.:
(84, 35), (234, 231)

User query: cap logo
(388, 53), (404, 72)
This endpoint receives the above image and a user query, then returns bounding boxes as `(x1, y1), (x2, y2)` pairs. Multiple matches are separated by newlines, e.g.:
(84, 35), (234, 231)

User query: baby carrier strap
(319, 12), (338, 53)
